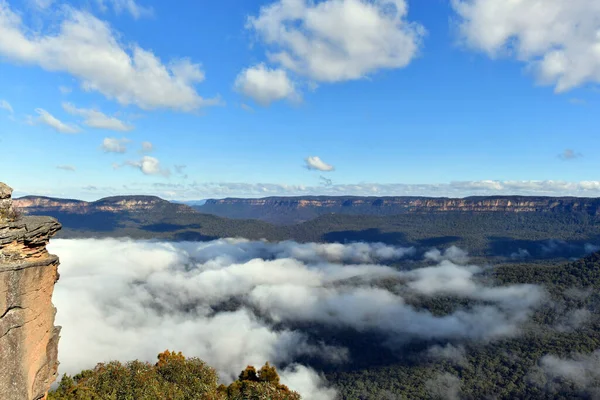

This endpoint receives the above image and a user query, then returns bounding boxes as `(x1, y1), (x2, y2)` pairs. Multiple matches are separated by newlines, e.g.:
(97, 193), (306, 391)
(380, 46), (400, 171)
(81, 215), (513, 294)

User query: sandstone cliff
(0, 183), (61, 400)
(198, 195), (600, 224)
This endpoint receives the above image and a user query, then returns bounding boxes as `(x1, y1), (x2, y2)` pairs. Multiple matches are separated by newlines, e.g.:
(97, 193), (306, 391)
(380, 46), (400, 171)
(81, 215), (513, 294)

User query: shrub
(48, 352), (301, 400)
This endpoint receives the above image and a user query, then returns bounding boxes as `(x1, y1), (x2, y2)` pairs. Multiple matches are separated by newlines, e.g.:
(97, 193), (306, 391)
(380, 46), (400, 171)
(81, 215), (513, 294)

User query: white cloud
(424, 246), (470, 264)
(96, 180), (600, 200)
(0, 3), (218, 111)
(234, 64), (298, 106)
(33, 179), (600, 201)
(451, 0), (600, 92)
(63, 102), (134, 131)
(48, 239), (543, 399)
(101, 137), (130, 153)
(305, 156), (335, 172)
(247, 0), (425, 83)
(59, 86), (72, 94)
(56, 165), (76, 172)
(31, 108), (81, 134)
(126, 156), (170, 177)
(0, 99), (13, 113)
(96, 0), (153, 19)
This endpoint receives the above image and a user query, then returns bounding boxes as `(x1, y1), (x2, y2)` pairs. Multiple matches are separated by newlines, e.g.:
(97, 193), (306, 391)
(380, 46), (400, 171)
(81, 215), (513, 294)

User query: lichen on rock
(0, 183), (62, 400)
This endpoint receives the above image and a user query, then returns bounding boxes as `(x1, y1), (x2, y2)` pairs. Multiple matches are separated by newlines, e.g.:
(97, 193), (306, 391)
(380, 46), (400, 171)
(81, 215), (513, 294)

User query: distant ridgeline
(16, 195), (600, 226)
(12, 194), (600, 259)
(196, 196), (600, 224)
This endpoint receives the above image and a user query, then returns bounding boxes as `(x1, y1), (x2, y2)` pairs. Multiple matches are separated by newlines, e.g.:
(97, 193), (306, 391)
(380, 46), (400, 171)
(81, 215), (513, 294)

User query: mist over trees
(45, 237), (600, 399)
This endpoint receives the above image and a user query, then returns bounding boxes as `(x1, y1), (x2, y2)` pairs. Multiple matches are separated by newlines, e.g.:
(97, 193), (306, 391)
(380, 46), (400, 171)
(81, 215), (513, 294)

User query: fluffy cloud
(63, 102), (134, 131)
(0, 99), (13, 113)
(0, 3), (217, 111)
(49, 239), (543, 399)
(30, 108), (81, 133)
(95, 0), (152, 19)
(424, 246), (470, 264)
(56, 165), (76, 172)
(247, 0), (425, 83)
(305, 156), (335, 172)
(234, 64), (298, 106)
(126, 156), (170, 177)
(101, 137), (130, 153)
(451, 0), (600, 92)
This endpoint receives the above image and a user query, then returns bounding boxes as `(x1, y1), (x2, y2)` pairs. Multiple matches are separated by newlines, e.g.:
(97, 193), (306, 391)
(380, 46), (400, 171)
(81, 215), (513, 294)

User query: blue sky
(1, 0), (599, 200)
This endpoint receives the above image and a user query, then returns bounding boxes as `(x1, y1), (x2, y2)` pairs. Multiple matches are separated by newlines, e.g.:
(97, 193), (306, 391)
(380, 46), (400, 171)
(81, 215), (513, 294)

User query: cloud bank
(452, 0), (600, 92)
(141, 180), (600, 200)
(0, 2), (217, 111)
(239, 0), (425, 104)
(49, 238), (544, 398)
(248, 0), (424, 83)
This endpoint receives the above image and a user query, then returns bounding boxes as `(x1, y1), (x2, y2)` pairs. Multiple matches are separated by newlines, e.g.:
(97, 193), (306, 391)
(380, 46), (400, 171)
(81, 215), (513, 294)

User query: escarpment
(198, 196), (600, 224)
(0, 183), (62, 400)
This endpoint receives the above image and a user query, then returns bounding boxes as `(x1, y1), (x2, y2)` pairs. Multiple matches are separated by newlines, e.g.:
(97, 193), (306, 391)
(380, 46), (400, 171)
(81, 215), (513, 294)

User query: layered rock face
(0, 183), (61, 400)
(199, 196), (600, 224)
(205, 196), (600, 214)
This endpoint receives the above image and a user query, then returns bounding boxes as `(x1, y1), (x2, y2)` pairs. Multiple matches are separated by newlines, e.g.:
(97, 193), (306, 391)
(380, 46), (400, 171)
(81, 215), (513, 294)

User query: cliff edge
(0, 183), (61, 400)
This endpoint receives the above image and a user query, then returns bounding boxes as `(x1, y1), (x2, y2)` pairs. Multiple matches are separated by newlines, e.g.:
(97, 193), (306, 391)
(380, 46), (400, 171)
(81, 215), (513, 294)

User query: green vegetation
(49, 351), (300, 400)
(325, 251), (600, 399)
(31, 200), (600, 398)
(43, 208), (600, 260)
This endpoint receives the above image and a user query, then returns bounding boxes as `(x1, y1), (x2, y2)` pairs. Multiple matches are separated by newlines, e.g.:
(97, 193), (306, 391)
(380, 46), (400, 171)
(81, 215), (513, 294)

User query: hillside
(13, 195), (600, 259)
(13, 195), (281, 241)
(196, 196), (600, 224)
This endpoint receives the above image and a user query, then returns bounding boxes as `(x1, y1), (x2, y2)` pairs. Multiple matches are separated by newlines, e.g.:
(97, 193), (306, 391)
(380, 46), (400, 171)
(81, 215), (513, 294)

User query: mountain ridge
(197, 195), (600, 224)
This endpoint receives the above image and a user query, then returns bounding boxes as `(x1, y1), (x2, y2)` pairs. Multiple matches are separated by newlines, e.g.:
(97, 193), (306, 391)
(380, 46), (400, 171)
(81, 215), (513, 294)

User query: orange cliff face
(0, 183), (62, 400)
(206, 196), (600, 215)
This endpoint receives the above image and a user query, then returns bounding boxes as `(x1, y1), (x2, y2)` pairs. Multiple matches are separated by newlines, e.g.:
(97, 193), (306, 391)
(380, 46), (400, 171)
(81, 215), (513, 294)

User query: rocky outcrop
(0, 183), (61, 400)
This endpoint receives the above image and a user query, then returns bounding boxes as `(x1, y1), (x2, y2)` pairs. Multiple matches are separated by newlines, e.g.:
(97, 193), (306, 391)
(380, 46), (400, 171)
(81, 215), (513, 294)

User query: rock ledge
(0, 183), (61, 400)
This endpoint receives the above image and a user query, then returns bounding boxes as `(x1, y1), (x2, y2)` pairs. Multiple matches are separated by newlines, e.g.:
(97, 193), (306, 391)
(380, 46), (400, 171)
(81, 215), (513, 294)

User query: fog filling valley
(48, 238), (593, 398)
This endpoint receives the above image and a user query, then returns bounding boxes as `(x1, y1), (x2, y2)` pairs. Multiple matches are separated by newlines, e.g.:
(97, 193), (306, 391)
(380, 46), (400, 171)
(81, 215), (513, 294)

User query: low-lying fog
(47, 238), (593, 399)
